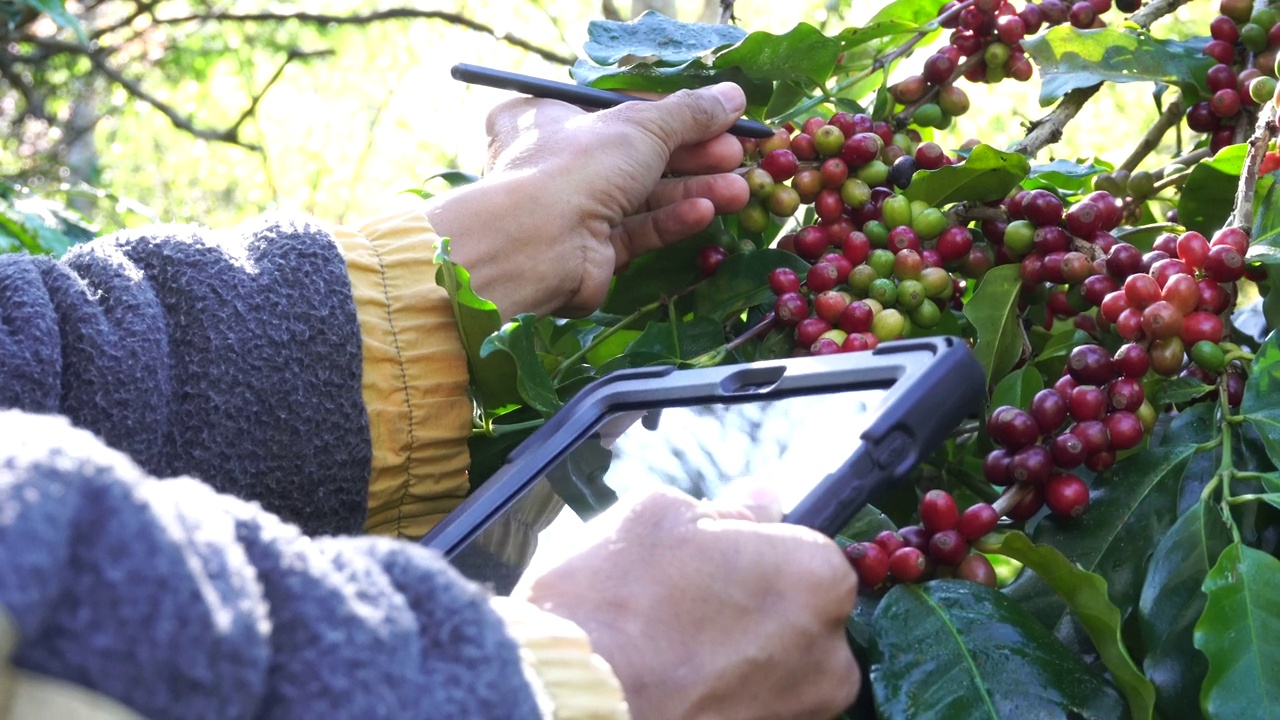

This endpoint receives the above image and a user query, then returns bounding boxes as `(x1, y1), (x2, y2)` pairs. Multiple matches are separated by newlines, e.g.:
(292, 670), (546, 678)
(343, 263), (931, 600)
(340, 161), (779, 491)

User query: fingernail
(708, 82), (746, 114)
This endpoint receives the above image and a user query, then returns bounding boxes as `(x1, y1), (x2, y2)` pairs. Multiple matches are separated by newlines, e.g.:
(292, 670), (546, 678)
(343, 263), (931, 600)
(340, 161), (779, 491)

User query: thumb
(613, 83), (748, 152)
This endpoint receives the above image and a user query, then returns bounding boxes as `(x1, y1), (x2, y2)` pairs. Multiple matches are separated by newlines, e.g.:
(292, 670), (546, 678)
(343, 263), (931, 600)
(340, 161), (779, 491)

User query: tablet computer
(423, 336), (985, 593)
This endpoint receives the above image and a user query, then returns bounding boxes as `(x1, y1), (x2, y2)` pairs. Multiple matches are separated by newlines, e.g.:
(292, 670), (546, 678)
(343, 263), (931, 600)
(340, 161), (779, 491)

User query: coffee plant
(437, 1), (1280, 717)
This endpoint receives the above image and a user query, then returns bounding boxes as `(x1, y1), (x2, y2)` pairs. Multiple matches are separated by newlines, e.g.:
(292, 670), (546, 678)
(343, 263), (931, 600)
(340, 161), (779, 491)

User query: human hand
(425, 84), (751, 318)
(512, 488), (861, 720)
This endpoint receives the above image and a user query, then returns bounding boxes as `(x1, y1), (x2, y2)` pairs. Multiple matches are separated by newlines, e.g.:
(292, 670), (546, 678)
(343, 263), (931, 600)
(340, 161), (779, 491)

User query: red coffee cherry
(845, 541), (891, 587)
(920, 489), (960, 533)
(928, 530), (970, 567)
(889, 546), (929, 583)
(1045, 474), (1090, 518)
(958, 503), (999, 541)
(957, 553), (998, 587)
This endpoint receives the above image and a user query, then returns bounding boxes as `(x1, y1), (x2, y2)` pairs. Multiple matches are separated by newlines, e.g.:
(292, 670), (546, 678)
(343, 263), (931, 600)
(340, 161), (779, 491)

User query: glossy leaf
(480, 314), (563, 417)
(962, 264), (1024, 385)
(870, 580), (1126, 720)
(1138, 501), (1233, 720)
(1178, 144), (1270, 237)
(837, 0), (949, 50)
(1031, 327), (1091, 378)
(581, 11), (746, 65)
(434, 240), (520, 410)
(838, 504), (896, 542)
(1243, 330), (1280, 469)
(713, 22), (843, 87)
(1158, 403), (1221, 513)
(903, 144), (1031, 207)
(1247, 169), (1280, 263)
(986, 531), (1155, 720)
(602, 233), (712, 316)
(1005, 444), (1198, 635)
(990, 365), (1044, 411)
(1023, 27), (1212, 105)
(1154, 376), (1215, 406)
(693, 249), (811, 322)
(1194, 543), (1280, 718)
(1025, 158), (1109, 193)
(626, 316), (726, 367)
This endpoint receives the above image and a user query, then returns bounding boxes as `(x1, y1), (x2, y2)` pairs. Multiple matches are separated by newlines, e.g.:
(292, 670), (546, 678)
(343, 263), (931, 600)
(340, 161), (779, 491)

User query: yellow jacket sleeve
(333, 197), (474, 539)
(334, 197), (631, 718)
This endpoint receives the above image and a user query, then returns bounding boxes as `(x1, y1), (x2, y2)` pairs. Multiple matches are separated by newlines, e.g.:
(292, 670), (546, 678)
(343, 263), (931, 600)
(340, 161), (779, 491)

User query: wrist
(424, 173), (576, 319)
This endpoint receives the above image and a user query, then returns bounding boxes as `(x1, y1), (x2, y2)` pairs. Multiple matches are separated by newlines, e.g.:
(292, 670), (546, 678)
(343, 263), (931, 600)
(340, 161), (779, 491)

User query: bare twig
(1011, 85), (1101, 157)
(725, 311), (777, 353)
(147, 8), (576, 66)
(992, 483), (1033, 518)
(228, 49), (333, 135)
(1117, 92), (1185, 174)
(1013, 0), (1192, 158)
(943, 202), (1009, 227)
(1229, 100), (1278, 230)
(719, 0), (736, 24)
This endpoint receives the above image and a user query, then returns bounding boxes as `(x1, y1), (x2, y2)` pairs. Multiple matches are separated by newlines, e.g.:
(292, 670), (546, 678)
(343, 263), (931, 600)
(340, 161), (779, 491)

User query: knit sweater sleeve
(0, 214), (371, 536)
(0, 410), (542, 719)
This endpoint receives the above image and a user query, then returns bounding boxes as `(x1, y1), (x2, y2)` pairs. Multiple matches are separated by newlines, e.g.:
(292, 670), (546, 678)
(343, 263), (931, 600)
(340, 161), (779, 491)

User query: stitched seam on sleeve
(366, 240), (418, 538)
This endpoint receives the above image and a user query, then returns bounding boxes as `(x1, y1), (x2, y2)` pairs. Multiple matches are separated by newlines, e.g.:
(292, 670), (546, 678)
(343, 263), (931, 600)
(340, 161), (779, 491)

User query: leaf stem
(725, 311), (778, 353)
(1228, 493), (1277, 505)
(472, 418), (546, 437)
(552, 289), (692, 382)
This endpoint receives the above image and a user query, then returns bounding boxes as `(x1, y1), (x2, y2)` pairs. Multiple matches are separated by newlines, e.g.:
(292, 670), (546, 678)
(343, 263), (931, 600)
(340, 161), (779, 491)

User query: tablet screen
(451, 385), (889, 593)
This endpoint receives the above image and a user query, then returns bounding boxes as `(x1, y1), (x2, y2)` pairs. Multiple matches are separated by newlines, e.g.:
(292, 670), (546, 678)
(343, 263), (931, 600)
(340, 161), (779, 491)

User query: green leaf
(626, 316), (726, 367)
(837, 0), (950, 50)
(24, 0), (87, 43)
(1032, 328), (1091, 378)
(986, 531), (1155, 720)
(990, 365), (1044, 411)
(962, 264), (1024, 385)
(1138, 501), (1234, 720)
(603, 233), (713, 316)
(1178, 144), (1252, 237)
(1248, 171), (1280, 262)
(1022, 27), (1212, 106)
(1154, 376), (1215, 406)
(1194, 543), (1280, 719)
(433, 240), (520, 410)
(713, 22), (843, 87)
(838, 504), (896, 542)
(870, 580), (1127, 720)
(903, 144), (1030, 207)
(480, 314), (563, 417)
(581, 11), (747, 66)
(1005, 444), (1199, 635)
(692, 249), (811, 322)
(1242, 330), (1280, 468)
(1025, 158), (1109, 193)
(573, 15), (840, 110)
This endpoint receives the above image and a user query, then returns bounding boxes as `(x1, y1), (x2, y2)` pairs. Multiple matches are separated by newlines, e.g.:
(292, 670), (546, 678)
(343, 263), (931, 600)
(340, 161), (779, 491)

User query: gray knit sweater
(0, 216), (541, 718)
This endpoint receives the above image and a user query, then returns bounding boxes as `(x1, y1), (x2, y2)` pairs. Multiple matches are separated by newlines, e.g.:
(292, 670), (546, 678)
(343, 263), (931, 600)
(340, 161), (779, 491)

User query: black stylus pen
(450, 63), (775, 139)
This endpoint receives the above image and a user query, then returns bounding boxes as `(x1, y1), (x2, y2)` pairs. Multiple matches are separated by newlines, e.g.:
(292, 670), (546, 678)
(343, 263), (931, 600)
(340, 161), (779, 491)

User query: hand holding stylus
(423, 77), (752, 318)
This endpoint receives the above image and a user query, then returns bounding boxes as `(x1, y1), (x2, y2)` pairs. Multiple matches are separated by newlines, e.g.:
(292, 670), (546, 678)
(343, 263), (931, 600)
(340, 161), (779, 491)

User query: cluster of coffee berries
(768, 244), (957, 354)
(1091, 228), (1244, 358)
(1189, 0), (1280, 152)
(727, 111), (989, 354)
(986, 343), (1150, 509)
(844, 490), (1000, 589)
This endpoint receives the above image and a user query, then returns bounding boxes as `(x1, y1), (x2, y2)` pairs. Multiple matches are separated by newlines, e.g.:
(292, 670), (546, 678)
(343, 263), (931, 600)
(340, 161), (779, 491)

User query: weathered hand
(425, 84), (751, 318)
(513, 488), (862, 720)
